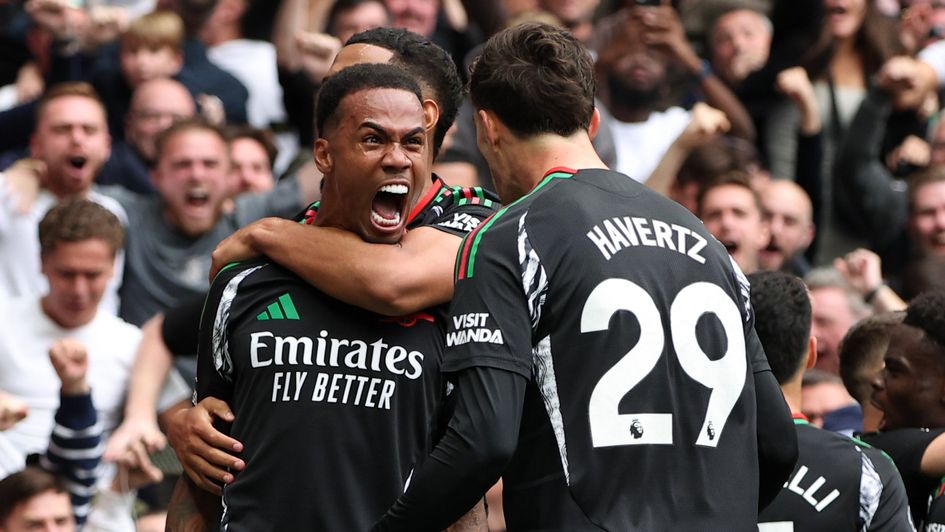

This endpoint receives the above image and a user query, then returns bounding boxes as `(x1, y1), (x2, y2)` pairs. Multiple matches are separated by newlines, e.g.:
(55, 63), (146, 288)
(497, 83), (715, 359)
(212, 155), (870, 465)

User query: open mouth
(721, 240), (738, 254)
(186, 189), (210, 209)
(762, 240), (780, 254)
(68, 156), (88, 171)
(371, 183), (409, 228)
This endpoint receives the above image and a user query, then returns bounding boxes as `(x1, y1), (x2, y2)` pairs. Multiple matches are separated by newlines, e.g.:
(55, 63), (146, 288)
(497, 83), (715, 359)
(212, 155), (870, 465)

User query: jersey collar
(408, 174), (445, 223)
(543, 166), (578, 178)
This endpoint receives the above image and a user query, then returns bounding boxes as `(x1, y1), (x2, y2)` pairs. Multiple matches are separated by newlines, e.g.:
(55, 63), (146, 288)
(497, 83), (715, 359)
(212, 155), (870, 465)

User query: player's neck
(780, 380), (803, 414)
(509, 133), (607, 192)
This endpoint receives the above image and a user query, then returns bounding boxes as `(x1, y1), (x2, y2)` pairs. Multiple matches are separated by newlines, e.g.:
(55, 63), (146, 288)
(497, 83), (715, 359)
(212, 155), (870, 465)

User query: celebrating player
(166, 64), (475, 530)
(372, 22), (797, 531)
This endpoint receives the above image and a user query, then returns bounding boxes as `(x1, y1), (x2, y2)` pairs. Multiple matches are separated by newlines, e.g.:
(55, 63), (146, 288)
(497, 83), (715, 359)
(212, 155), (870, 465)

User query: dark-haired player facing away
(166, 65), (468, 530)
(749, 271), (912, 531)
(372, 22), (797, 531)
(866, 290), (945, 530)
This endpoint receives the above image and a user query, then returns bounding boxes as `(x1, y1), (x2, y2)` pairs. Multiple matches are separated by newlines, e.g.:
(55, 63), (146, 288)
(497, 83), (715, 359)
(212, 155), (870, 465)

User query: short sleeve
(443, 219), (533, 379)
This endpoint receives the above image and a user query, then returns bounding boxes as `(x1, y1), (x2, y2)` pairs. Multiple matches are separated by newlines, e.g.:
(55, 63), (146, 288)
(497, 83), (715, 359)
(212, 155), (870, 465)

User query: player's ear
(477, 109), (499, 149)
(422, 99), (439, 133)
(588, 107), (601, 140)
(314, 138), (332, 174)
(806, 336), (817, 369)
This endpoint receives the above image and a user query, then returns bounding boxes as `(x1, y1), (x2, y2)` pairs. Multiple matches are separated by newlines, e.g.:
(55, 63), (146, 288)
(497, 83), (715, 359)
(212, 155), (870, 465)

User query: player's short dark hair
(224, 125), (278, 169)
(469, 22), (596, 138)
(903, 290), (945, 356)
(347, 27), (462, 156)
(839, 311), (905, 405)
(154, 117), (227, 163)
(39, 198), (125, 257)
(315, 63), (422, 137)
(747, 271), (812, 384)
(0, 467), (69, 524)
(36, 82), (106, 124)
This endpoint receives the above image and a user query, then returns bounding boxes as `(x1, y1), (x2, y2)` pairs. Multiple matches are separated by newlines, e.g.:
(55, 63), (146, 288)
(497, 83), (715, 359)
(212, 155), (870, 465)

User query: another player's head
(747, 271), (814, 388)
(126, 78), (196, 164)
(804, 267), (871, 374)
(758, 179), (814, 272)
(907, 166), (945, 258)
(39, 198), (124, 330)
(31, 82), (112, 199)
(0, 467), (75, 532)
(697, 171), (770, 275)
(872, 290), (945, 430)
(119, 10), (185, 88)
(340, 27), (463, 159)
(469, 22), (597, 201)
(313, 64), (426, 245)
(839, 311), (905, 432)
(151, 118), (232, 237)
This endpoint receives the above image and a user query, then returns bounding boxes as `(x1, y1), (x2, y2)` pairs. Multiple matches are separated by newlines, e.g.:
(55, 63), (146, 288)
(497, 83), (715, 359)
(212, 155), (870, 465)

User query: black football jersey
(445, 168), (769, 530)
(196, 179), (499, 531)
(759, 418), (912, 531)
(861, 428), (945, 525)
(197, 260), (446, 531)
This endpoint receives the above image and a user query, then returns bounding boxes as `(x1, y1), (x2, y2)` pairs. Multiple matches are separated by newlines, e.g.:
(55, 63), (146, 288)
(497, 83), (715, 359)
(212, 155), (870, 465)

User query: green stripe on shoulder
(460, 170), (572, 278)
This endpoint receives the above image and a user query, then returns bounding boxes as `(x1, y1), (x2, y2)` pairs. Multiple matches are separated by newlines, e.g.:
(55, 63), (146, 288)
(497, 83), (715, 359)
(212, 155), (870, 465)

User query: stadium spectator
(0, 467), (75, 532)
(801, 368), (861, 435)
(0, 200), (188, 530)
(0, 82), (126, 315)
(199, 0), (295, 173)
(709, 7), (772, 88)
(805, 266), (871, 374)
(595, 3), (754, 182)
(225, 125), (277, 196)
(758, 179), (815, 275)
(97, 77), (196, 194)
(697, 171), (770, 275)
(110, 118), (316, 327)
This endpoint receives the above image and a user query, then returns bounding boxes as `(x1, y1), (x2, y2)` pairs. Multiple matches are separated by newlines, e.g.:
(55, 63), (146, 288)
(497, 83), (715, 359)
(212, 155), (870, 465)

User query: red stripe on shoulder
(408, 176), (444, 222)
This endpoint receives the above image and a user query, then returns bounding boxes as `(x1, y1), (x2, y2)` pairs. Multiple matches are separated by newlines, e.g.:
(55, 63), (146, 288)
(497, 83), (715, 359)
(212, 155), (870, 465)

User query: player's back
(759, 420), (912, 531)
(460, 168), (765, 530)
(197, 260), (448, 531)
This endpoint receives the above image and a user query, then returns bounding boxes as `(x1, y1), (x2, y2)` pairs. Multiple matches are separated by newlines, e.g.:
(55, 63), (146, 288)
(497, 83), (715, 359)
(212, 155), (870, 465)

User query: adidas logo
(257, 293), (300, 321)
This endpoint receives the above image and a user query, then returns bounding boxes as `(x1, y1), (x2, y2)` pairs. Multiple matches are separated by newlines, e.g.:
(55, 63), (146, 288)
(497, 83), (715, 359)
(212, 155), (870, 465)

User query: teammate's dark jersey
(923, 479), (945, 531)
(759, 417), (912, 531)
(446, 168), (769, 530)
(861, 428), (945, 526)
(195, 181), (499, 531)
